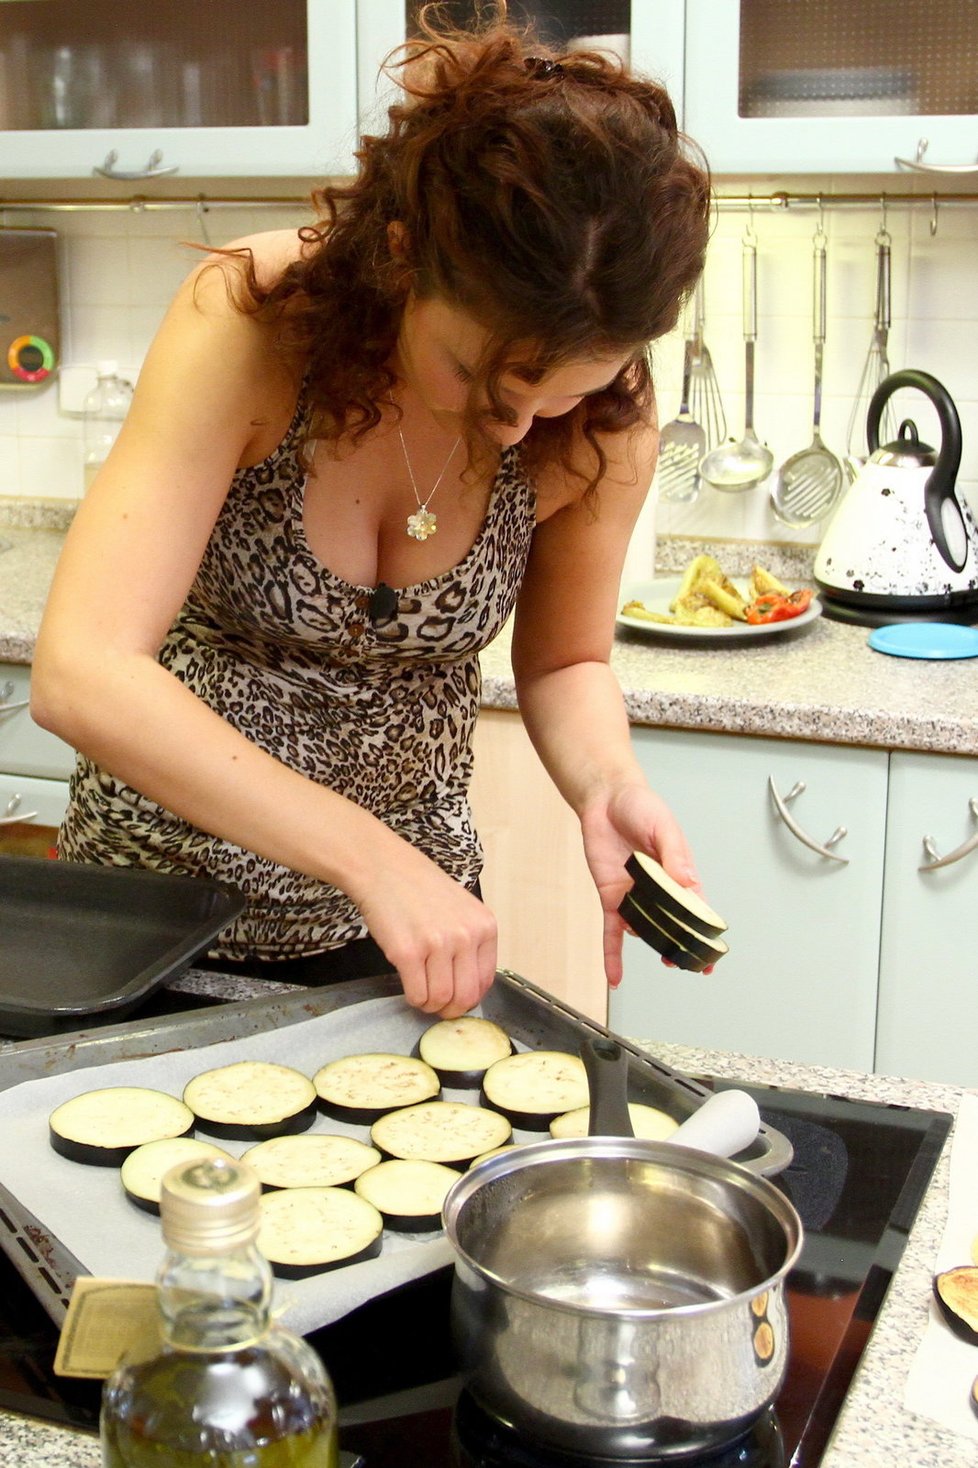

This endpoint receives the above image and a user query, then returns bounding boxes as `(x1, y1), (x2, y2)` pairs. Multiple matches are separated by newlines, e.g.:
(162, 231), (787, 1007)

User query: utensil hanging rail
(0, 189), (976, 217)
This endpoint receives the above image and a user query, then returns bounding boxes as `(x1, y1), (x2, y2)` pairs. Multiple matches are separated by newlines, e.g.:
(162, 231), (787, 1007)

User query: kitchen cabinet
(356, 1), (684, 136)
(0, 0), (358, 179)
(469, 708), (606, 1023)
(684, 0), (978, 175)
(610, 727), (888, 1072)
(876, 751), (978, 1087)
(0, 662), (72, 857)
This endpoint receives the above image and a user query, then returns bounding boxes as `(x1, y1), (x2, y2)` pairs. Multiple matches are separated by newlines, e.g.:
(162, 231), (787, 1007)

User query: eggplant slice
(619, 891), (728, 972)
(183, 1061), (317, 1140)
(481, 1050), (589, 1130)
(355, 1159), (459, 1232)
(121, 1137), (232, 1214)
(313, 1053), (441, 1124)
(418, 1016), (514, 1087)
(550, 1101), (679, 1141)
(241, 1133), (381, 1190)
(625, 851), (728, 938)
(258, 1186), (384, 1278)
(370, 1100), (511, 1164)
(934, 1265), (978, 1345)
(50, 1086), (195, 1167)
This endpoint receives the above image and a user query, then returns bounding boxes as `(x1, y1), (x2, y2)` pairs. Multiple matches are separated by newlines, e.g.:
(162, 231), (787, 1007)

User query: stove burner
(451, 1391), (786, 1467)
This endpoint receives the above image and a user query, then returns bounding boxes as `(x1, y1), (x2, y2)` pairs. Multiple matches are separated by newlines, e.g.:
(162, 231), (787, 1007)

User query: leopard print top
(59, 397), (537, 960)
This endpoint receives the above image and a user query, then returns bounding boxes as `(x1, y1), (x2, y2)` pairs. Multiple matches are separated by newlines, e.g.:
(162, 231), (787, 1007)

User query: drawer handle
(0, 679), (29, 717)
(920, 797), (978, 871)
(1, 794), (39, 825)
(768, 777), (850, 864)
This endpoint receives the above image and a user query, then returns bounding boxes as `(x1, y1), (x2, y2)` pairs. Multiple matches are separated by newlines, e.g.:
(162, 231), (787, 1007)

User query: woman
(32, 11), (712, 1020)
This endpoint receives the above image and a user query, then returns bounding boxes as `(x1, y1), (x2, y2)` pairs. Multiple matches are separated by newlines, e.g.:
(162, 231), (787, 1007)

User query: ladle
(699, 227), (773, 492)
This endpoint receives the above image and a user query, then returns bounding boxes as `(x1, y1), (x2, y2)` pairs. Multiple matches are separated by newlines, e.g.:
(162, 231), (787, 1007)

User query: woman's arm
(32, 256), (495, 1017)
(511, 424), (702, 987)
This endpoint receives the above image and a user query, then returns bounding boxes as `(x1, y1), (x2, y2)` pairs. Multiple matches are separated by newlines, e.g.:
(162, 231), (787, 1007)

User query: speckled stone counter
(0, 972), (969, 1467)
(2, 502), (975, 756)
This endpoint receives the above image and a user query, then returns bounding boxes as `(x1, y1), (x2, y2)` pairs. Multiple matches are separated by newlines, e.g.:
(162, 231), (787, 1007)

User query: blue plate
(868, 622), (978, 660)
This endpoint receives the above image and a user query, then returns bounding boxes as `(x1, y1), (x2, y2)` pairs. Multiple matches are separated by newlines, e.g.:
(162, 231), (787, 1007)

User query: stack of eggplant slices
(619, 852), (729, 971)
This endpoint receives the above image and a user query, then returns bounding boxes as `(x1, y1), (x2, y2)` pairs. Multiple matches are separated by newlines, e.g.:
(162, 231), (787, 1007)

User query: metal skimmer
(657, 301), (705, 503)
(688, 271), (727, 457)
(771, 224), (844, 527)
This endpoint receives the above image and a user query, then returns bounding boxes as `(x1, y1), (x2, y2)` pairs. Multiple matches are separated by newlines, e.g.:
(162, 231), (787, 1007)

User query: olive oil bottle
(101, 1156), (338, 1467)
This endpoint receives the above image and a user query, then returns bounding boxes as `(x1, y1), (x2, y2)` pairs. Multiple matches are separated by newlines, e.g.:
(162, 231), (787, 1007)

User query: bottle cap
(160, 1157), (261, 1255)
(95, 359), (119, 376)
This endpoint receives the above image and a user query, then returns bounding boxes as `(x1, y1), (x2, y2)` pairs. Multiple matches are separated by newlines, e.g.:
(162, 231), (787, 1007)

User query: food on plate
(183, 1061), (318, 1140)
(258, 1186), (384, 1278)
(481, 1050), (590, 1129)
(418, 1016), (514, 1087)
(621, 553), (814, 628)
(745, 587), (814, 625)
(370, 1099), (511, 1163)
(241, 1133), (381, 1191)
(120, 1137), (232, 1214)
(933, 1265), (978, 1344)
(625, 851), (728, 938)
(549, 1101), (679, 1141)
(355, 1158), (459, 1231)
(313, 1052), (441, 1123)
(49, 1086), (195, 1166)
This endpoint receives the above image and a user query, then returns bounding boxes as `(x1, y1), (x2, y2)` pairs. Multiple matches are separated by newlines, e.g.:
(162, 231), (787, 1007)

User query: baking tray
(0, 971), (793, 1327)
(0, 856), (245, 1036)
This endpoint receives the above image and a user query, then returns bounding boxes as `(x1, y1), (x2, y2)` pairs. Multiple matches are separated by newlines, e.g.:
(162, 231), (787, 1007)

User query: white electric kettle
(814, 369), (978, 625)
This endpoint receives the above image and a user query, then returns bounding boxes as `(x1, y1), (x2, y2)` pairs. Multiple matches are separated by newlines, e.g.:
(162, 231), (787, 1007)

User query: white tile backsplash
(1, 195), (976, 563)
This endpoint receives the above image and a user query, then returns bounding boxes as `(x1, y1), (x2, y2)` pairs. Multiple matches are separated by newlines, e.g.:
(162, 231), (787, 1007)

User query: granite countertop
(2, 500), (976, 756)
(0, 974), (969, 1467)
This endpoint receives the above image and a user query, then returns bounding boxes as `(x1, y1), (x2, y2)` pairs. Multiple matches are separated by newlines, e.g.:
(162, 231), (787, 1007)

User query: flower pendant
(407, 507), (438, 541)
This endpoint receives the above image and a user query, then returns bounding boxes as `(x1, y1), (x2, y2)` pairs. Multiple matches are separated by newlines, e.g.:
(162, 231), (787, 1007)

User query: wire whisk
(846, 224), (896, 479)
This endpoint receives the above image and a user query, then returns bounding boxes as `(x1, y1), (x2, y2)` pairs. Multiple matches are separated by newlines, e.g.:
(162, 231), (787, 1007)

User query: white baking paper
(0, 996), (484, 1336)
(903, 1091), (978, 1442)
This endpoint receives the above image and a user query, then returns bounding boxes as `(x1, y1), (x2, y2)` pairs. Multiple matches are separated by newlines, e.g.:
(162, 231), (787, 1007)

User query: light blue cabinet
(0, 1), (358, 179)
(876, 751), (978, 1087)
(683, 0), (978, 176)
(610, 726), (888, 1071)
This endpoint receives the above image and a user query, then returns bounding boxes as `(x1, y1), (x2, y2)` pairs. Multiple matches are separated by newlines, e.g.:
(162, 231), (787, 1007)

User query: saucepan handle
(581, 1036), (635, 1138)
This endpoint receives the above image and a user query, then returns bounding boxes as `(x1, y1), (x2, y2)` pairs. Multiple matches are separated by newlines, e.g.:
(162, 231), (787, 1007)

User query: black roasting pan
(0, 856), (245, 1037)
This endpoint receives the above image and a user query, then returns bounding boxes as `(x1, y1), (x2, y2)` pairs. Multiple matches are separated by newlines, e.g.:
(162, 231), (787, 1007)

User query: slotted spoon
(688, 271), (727, 454)
(657, 302), (705, 503)
(699, 229), (773, 492)
(771, 228), (844, 527)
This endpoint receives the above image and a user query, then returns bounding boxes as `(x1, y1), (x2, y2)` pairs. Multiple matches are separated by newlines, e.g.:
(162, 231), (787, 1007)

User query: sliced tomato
(745, 588), (814, 625)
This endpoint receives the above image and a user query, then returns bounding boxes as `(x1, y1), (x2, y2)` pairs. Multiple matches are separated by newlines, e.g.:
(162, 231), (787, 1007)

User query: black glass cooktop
(0, 1076), (950, 1466)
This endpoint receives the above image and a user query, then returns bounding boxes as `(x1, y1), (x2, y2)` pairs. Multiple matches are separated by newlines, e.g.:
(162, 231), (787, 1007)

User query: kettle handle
(867, 369), (966, 572)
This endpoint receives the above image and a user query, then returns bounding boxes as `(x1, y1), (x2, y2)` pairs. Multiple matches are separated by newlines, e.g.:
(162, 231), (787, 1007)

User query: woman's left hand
(580, 781), (702, 989)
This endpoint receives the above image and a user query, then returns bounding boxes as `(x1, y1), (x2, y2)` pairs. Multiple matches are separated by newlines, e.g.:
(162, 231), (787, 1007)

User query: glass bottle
(100, 1156), (339, 1467)
(82, 361), (133, 494)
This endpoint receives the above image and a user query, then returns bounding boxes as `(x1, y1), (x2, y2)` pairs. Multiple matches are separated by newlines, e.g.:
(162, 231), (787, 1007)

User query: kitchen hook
(930, 193), (939, 237)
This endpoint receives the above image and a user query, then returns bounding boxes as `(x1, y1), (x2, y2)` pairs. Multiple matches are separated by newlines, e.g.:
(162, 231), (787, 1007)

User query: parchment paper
(0, 996), (497, 1336)
(903, 1091), (978, 1442)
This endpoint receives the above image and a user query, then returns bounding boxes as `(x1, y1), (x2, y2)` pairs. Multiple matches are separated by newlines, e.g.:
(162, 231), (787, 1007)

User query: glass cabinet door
(685, 0), (978, 175)
(0, 0), (358, 179)
(356, 1), (684, 136)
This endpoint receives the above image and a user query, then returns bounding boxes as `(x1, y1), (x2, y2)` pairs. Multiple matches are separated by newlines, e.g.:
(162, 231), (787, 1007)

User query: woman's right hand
(352, 846), (498, 1019)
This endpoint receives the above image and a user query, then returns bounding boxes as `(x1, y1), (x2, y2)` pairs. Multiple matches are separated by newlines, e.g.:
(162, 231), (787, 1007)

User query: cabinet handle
(919, 798), (978, 871)
(768, 777), (850, 864)
(93, 149), (179, 180)
(1, 794), (39, 825)
(894, 138), (978, 175)
(0, 678), (29, 718)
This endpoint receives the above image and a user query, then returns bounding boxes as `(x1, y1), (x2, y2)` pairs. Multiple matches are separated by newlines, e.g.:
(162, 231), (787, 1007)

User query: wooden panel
(469, 709), (607, 1024)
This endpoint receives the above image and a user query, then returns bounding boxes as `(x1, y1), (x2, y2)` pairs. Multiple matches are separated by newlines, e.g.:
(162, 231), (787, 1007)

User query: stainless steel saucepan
(442, 1040), (802, 1459)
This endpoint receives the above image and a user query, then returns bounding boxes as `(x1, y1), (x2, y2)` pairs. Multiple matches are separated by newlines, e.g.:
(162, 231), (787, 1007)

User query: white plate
(617, 577), (821, 644)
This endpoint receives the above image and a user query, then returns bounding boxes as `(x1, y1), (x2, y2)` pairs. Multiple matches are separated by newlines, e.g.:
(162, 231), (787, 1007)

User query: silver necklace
(393, 409), (461, 542)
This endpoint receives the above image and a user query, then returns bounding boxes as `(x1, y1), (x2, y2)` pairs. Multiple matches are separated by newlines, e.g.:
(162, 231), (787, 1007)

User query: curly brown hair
(232, 3), (711, 494)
